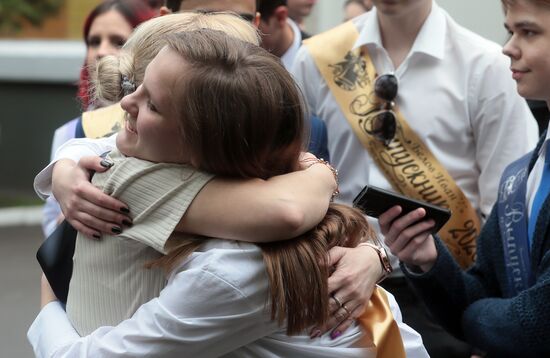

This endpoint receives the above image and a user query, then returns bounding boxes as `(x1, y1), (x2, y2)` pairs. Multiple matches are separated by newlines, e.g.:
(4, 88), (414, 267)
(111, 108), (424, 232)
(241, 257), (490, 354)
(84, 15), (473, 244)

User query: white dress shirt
(28, 239), (429, 357)
(42, 118), (80, 236)
(280, 18), (302, 70)
(34, 135), (118, 200)
(291, 3), (538, 269)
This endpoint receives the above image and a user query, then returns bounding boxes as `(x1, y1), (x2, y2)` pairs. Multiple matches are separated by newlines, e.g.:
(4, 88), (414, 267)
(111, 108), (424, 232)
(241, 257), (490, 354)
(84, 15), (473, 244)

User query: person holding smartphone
(378, 2), (550, 356)
(290, 0), (539, 356)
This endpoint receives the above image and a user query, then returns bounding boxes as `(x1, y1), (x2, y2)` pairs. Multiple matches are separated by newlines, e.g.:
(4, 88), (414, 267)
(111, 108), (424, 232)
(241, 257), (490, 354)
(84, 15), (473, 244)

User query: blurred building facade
(0, 0), (101, 204)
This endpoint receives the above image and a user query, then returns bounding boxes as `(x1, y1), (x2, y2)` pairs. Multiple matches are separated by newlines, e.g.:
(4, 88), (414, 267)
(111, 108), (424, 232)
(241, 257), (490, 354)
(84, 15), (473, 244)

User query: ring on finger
(331, 294), (343, 307)
(341, 303), (351, 316)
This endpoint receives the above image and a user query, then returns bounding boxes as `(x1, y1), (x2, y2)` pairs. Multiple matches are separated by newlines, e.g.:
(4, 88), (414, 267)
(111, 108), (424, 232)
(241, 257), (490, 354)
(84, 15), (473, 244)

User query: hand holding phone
(353, 185), (451, 234)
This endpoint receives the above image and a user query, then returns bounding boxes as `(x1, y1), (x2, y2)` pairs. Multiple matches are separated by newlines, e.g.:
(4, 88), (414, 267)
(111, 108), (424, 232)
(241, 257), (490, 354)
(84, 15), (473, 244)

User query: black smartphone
(353, 185), (451, 234)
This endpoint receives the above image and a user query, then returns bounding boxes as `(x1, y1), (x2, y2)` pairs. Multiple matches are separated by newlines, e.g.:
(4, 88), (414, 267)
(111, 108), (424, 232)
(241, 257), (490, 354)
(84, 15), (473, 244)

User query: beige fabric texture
(66, 149), (213, 335)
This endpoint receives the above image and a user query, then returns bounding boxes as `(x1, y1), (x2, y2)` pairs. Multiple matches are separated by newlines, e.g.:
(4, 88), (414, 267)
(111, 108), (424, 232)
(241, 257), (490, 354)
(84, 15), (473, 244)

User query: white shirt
(281, 18), (302, 70)
(27, 240), (429, 358)
(42, 118), (80, 236)
(34, 135), (118, 200)
(291, 3), (538, 269)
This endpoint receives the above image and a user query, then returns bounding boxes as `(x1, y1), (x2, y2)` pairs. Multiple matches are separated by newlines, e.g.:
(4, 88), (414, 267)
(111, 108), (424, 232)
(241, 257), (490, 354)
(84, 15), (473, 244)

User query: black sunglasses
(365, 74), (398, 146)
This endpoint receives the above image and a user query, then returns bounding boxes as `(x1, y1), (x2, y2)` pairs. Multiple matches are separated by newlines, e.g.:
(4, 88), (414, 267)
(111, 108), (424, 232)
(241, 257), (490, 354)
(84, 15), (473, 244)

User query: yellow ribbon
(82, 103), (125, 139)
(303, 21), (480, 268)
(357, 287), (406, 357)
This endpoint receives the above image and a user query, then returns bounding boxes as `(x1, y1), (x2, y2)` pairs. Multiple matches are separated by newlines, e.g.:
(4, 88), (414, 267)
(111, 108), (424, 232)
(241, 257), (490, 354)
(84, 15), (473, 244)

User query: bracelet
(303, 158), (339, 199)
(359, 242), (393, 283)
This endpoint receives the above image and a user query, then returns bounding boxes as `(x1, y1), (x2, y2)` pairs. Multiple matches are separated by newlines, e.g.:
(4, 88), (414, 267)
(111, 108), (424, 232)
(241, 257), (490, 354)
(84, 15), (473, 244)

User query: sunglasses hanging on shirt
(363, 74), (398, 146)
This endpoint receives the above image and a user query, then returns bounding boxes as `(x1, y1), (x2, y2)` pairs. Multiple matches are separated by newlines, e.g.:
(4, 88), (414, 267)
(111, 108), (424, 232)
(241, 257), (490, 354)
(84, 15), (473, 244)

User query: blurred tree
(0, 0), (64, 33)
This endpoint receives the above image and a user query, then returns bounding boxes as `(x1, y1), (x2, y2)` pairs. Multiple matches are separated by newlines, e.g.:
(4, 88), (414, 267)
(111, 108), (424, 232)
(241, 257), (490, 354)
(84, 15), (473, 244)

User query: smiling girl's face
(117, 47), (189, 164)
(503, 0), (550, 103)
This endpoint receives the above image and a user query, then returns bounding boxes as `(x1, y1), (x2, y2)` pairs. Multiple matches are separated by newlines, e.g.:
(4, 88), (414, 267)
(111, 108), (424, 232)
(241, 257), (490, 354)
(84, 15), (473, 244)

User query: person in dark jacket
(377, 1), (550, 356)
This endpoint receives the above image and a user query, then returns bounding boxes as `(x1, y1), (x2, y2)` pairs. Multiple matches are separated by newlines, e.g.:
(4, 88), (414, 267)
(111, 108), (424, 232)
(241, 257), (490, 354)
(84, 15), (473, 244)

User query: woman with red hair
(77, 0), (156, 109)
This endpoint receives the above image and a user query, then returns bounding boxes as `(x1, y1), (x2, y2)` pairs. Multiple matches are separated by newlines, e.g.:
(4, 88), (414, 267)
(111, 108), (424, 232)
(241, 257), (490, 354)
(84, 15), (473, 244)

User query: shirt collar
(281, 18), (302, 70)
(353, 1), (446, 61)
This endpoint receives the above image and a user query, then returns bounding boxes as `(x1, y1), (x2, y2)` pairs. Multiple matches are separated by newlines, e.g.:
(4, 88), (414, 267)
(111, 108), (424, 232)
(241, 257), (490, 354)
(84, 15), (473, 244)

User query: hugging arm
(178, 158), (336, 242)
(29, 264), (274, 357)
(37, 136), (336, 240)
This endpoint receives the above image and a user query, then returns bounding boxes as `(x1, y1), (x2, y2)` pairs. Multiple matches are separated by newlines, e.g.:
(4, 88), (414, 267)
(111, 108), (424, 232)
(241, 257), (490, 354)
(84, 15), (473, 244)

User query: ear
(253, 12), (261, 28)
(159, 6), (172, 16)
(274, 6), (289, 26)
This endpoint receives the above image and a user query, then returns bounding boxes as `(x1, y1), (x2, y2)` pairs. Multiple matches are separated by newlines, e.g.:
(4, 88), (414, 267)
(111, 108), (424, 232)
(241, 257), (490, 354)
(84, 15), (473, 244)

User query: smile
(511, 68), (529, 81)
(125, 118), (138, 134)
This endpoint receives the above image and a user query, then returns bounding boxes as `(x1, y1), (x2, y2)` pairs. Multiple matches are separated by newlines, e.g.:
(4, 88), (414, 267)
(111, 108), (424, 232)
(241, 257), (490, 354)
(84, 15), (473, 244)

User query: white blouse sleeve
(28, 262), (275, 358)
(34, 135), (118, 199)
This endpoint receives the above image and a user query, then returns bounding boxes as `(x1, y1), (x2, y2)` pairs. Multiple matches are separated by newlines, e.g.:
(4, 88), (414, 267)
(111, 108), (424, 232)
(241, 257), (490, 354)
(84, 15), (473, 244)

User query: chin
(115, 135), (132, 157)
(117, 145), (133, 158)
(517, 86), (546, 102)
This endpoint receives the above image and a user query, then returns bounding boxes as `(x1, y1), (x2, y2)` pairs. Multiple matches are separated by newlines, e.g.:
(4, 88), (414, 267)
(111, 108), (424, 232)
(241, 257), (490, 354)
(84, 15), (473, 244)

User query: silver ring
(331, 295), (343, 308)
(342, 304), (351, 316)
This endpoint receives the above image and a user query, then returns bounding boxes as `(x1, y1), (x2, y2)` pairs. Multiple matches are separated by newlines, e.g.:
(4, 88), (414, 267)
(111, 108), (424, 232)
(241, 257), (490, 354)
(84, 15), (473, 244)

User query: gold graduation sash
(304, 21), (479, 268)
(357, 287), (406, 357)
(82, 103), (125, 139)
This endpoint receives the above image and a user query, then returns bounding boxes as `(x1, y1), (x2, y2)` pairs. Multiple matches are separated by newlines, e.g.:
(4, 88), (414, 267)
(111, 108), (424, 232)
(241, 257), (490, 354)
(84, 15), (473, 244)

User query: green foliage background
(0, 0), (64, 33)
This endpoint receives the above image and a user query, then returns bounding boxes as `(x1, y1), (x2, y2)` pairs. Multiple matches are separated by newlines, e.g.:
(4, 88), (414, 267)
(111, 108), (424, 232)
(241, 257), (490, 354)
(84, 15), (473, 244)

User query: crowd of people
(26, 0), (550, 357)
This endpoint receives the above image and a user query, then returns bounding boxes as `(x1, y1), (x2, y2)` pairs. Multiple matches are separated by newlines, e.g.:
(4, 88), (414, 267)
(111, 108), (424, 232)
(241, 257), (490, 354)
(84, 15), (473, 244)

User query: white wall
(0, 40), (85, 83)
(306, 0), (507, 44)
(437, 0), (506, 44)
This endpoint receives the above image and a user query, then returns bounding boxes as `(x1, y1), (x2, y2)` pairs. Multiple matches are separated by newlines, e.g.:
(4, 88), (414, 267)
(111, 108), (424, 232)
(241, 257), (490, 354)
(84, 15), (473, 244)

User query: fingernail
(122, 220), (133, 227)
(330, 330), (341, 340)
(111, 226), (122, 234)
(100, 159), (114, 168)
(120, 207), (130, 214)
(310, 329), (321, 339)
(93, 233), (101, 240)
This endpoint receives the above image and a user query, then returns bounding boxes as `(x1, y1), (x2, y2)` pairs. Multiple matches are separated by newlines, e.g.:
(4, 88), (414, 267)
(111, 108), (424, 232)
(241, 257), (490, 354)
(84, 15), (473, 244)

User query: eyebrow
(505, 20), (542, 30)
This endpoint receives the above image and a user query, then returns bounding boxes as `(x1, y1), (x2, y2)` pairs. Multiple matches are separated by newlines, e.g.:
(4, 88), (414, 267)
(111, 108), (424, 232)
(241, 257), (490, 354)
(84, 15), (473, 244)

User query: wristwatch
(361, 242), (393, 283)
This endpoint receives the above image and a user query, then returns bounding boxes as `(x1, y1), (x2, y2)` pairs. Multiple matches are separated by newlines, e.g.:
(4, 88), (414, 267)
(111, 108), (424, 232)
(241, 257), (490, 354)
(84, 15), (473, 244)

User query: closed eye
(147, 100), (158, 113)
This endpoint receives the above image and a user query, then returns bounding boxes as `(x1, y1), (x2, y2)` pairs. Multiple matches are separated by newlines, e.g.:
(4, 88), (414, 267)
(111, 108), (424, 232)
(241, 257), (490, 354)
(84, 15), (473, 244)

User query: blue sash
(497, 152), (535, 297)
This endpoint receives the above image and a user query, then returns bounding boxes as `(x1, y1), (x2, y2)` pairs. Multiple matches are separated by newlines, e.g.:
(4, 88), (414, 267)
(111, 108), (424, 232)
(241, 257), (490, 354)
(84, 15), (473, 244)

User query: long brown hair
(165, 29), (304, 179)
(151, 29), (375, 334)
